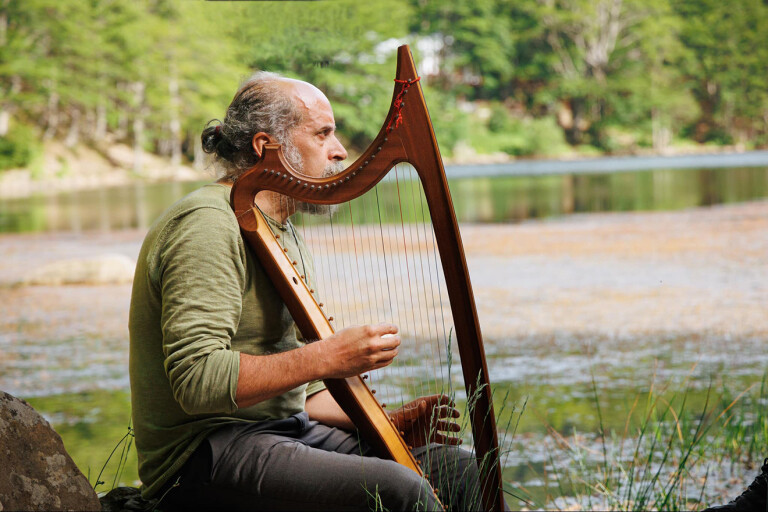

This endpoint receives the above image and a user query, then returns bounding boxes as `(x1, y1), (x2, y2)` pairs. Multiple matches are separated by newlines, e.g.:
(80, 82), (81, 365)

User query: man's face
(283, 80), (347, 179)
(282, 137), (342, 216)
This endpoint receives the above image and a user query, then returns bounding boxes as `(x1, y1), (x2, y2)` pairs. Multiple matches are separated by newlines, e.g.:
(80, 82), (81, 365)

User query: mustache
(324, 161), (344, 178)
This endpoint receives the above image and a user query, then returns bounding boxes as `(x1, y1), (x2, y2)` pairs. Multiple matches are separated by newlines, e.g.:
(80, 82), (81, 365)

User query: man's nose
(330, 135), (348, 161)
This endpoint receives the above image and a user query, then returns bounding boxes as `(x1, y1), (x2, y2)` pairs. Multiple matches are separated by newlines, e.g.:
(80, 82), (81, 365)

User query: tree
(673, 0), (768, 144)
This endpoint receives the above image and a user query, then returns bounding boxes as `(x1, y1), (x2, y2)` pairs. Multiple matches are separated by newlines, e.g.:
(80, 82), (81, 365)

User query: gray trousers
(158, 413), (491, 511)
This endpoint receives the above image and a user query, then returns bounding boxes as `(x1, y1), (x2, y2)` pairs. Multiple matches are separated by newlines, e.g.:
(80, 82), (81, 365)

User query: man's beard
(282, 138), (343, 217)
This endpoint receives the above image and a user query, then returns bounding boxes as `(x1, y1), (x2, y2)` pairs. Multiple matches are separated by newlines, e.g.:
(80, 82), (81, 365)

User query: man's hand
(319, 323), (401, 379)
(389, 394), (462, 449)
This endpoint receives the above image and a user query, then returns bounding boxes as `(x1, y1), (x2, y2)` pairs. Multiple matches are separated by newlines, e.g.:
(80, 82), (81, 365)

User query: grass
(712, 372), (768, 468)
(530, 367), (768, 511)
(28, 366), (768, 511)
(91, 419), (134, 495)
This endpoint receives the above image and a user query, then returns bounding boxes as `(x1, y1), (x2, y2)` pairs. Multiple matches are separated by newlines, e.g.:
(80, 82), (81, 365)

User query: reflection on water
(0, 180), (198, 233)
(1, 166), (767, 233)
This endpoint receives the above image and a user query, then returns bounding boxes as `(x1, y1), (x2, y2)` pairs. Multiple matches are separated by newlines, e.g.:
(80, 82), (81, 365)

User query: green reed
(711, 371), (768, 468)
(540, 368), (768, 511)
(92, 419), (135, 495)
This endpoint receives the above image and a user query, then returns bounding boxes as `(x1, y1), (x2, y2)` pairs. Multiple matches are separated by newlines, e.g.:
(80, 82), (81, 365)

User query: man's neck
(255, 190), (293, 224)
(218, 178), (292, 224)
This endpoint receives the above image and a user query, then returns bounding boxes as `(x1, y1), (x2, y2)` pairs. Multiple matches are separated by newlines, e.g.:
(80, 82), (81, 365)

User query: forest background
(1, 0), (768, 177)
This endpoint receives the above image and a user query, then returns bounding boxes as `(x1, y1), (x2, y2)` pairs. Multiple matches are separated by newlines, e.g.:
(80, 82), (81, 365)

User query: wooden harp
(231, 45), (504, 511)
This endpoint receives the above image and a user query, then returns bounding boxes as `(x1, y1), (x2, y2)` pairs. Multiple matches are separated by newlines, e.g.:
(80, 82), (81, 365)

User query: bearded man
(129, 72), (495, 511)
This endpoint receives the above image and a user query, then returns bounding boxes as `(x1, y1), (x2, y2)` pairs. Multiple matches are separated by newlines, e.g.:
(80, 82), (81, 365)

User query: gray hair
(201, 71), (304, 180)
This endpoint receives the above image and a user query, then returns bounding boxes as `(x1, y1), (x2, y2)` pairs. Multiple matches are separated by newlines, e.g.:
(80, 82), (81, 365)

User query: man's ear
(251, 132), (273, 158)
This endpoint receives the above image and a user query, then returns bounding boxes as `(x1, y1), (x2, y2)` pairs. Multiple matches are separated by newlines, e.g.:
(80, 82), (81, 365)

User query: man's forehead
(278, 78), (335, 126)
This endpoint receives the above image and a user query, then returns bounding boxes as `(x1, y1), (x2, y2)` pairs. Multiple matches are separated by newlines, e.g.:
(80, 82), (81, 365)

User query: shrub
(0, 123), (42, 171)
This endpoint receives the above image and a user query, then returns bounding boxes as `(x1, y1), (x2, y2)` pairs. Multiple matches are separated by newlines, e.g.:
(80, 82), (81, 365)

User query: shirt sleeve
(158, 206), (243, 416)
(305, 380), (327, 397)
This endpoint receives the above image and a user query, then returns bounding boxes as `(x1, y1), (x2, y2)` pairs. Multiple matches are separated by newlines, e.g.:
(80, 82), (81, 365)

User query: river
(1, 155), (767, 508)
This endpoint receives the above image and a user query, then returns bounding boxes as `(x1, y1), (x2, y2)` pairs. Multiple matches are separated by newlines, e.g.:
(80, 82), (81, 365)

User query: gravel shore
(1, 200), (766, 397)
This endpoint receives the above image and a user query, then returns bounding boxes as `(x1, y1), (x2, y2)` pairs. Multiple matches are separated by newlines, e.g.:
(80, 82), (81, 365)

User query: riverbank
(0, 140), (208, 199)
(2, 140), (765, 199)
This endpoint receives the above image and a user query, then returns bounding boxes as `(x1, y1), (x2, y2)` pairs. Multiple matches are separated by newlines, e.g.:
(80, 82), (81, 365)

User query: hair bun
(201, 122), (223, 154)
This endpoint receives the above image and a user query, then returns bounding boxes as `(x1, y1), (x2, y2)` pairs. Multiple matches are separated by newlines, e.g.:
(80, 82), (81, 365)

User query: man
(129, 72), (490, 511)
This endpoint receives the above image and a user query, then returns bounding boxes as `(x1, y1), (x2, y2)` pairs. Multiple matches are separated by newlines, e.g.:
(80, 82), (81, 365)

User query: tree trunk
(65, 108), (81, 148)
(193, 134), (204, 171)
(651, 107), (670, 151)
(132, 81), (146, 174)
(693, 79), (720, 142)
(168, 69), (182, 167)
(0, 110), (9, 137)
(0, 0), (8, 48)
(0, 75), (21, 137)
(43, 89), (60, 140)
(115, 83), (128, 140)
(95, 101), (107, 142)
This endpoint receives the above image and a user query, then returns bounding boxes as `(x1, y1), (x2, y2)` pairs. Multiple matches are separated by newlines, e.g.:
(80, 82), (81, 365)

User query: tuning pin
(362, 375), (369, 380)
(318, 303), (324, 307)
(275, 234), (280, 239)
(292, 260), (297, 265)
(382, 403), (387, 408)
(400, 431), (405, 436)
(328, 316), (334, 321)
(283, 248), (288, 253)
(310, 289), (314, 294)
(371, 389), (376, 394)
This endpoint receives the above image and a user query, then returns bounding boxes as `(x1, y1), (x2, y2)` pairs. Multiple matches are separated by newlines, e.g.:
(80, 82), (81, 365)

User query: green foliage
(423, 85), (470, 156)
(2, 0), (767, 167)
(467, 112), (568, 158)
(487, 104), (515, 134)
(0, 123), (41, 170)
(509, 117), (569, 157)
(671, 0), (768, 144)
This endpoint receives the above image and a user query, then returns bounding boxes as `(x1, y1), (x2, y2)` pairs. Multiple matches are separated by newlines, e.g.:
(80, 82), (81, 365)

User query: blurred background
(1, 0), (767, 509)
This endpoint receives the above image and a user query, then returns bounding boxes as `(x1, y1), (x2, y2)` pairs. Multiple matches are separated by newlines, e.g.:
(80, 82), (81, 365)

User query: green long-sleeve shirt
(129, 183), (324, 498)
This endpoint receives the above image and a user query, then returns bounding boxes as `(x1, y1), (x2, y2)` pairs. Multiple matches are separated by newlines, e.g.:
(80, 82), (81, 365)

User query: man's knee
(371, 459), (441, 512)
(414, 445), (486, 510)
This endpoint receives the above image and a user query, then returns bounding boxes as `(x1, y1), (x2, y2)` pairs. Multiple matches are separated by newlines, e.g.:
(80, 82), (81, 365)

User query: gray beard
(283, 139), (343, 217)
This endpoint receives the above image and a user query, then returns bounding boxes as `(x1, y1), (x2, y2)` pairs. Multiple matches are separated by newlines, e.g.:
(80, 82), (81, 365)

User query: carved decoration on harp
(231, 45), (504, 511)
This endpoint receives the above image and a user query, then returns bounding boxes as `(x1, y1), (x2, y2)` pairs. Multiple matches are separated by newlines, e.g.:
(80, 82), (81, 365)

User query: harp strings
(270, 163), (461, 442)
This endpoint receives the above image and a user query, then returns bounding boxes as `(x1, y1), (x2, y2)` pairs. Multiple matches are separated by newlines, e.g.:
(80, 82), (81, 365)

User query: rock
(21, 254), (135, 286)
(0, 391), (101, 511)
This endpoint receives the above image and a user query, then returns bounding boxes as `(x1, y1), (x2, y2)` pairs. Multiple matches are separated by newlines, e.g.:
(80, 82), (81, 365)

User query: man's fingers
(372, 322), (399, 336)
(373, 348), (398, 365)
(434, 433), (463, 445)
(405, 400), (427, 420)
(431, 405), (461, 419)
(377, 334), (401, 351)
(436, 420), (461, 433)
(423, 394), (456, 409)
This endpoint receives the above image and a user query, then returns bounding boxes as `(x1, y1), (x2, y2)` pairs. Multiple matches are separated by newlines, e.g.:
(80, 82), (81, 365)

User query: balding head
(201, 71), (308, 180)
(277, 78), (332, 117)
